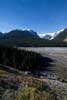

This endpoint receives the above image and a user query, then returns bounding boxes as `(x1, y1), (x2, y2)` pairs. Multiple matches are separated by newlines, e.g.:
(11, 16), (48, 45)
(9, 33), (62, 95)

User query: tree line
(0, 45), (42, 72)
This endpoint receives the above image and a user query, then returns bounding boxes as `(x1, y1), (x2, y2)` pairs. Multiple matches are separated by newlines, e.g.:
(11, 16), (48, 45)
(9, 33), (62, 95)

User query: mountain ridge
(0, 28), (67, 47)
(38, 28), (66, 40)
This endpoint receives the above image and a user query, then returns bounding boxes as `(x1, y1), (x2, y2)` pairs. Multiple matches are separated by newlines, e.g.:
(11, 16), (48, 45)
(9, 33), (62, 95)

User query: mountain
(43, 35), (52, 40)
(0, 32), (2, 35)
(37, 28), (67, 47)
(0, 32), (3, 37)
(53, 28), (67, 41)
(38, 29), (66, 40)
(0, 29), (41, 47)
(0, 28), (67, 47)
(3, 29), (38, 39)
(38, 33), (55, 40)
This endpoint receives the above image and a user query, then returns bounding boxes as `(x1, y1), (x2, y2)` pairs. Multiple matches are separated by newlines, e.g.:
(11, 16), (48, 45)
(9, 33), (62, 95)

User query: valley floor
(0, 47), (67, 100)
(19, 47), (67, 67)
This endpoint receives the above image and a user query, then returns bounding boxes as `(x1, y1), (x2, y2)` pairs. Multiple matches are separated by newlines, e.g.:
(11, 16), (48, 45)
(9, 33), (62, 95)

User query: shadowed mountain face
(0, 29), (40, 47)
(54, 28), (67, 41)
(43, 35), (52, 40)
(0, 32), (2, 36)
(0, 32), (3, 39)
(4, 29), (38, 38)
(1, 29), (39, 40)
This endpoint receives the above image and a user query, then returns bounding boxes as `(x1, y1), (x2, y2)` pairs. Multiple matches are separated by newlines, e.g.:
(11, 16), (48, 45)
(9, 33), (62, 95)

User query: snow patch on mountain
(38, 28), (65, 40)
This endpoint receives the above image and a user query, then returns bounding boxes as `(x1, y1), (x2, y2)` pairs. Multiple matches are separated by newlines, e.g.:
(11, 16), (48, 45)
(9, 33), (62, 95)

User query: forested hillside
(0, 45), (42, 72)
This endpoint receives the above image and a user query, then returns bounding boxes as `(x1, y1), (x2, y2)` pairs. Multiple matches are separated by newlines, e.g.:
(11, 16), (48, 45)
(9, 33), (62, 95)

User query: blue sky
(0, 0), (67, 33)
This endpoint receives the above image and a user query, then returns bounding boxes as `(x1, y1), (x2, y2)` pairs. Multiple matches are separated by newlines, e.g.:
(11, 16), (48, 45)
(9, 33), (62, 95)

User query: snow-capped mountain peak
(38, 33), (54, 38)
(38, 28), (66, 40)
(57, 29), (65, 34)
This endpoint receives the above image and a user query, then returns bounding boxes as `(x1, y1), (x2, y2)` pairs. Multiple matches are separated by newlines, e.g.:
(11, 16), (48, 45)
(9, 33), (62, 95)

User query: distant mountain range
(0, 28), (67, 47)
(38, 28), (65, 40)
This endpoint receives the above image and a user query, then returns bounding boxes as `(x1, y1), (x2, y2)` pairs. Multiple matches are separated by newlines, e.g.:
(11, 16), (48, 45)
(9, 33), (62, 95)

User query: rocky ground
(0, 47), (67, 100)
